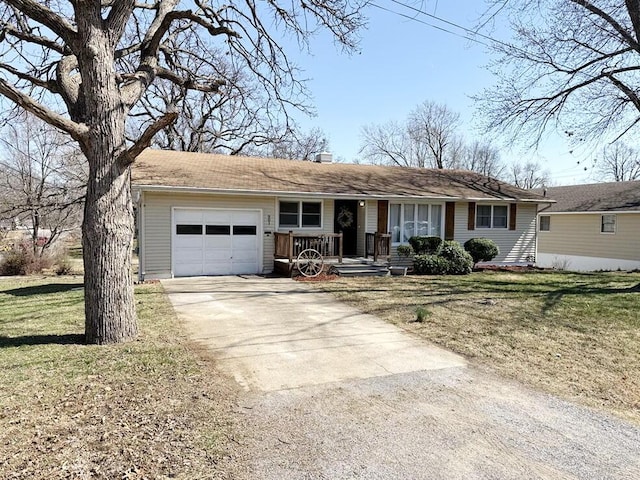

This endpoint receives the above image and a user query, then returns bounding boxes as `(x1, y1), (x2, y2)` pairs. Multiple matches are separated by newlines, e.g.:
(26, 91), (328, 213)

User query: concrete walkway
(162, 275), (465, 391)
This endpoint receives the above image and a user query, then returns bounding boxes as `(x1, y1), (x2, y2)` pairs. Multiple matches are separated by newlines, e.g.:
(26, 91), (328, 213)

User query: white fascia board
(133, 184), (456, 200)
(132, 184), (549, 203)
(540, 210), (640, 215)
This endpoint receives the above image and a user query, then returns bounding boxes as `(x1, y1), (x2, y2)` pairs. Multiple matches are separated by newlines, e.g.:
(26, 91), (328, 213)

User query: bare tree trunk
(79, 13), (137, 344)
(82, 160), (137, 344)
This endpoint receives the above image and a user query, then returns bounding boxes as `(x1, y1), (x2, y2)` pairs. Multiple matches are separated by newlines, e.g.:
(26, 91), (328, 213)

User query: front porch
(273, 231), (391, 277)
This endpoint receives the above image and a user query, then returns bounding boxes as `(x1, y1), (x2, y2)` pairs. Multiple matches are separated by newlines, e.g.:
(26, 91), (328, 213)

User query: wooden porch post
(288, 230), (294, 263)
(386, 232), (391, 260)
(373, 232), (379, 262)
(338, 232), (343, 263)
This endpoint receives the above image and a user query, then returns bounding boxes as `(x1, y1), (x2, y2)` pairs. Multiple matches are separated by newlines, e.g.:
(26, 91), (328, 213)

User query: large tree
(131, 38), (296, 155)
(0, 0), (365, 344)
(267, 127), (330, 161)
(457, 140), (506, 178)
(359, 100), (510, 177)
(593, 142), (640, 181)
(509, 161), (551, 189)
(407, 100), (461, 169)
(359, 100), (462, 168)
(480, 1), (640, 149)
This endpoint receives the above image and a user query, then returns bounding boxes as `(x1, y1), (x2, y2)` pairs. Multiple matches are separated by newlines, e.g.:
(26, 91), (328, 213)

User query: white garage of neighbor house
(132, 149), (553, 280)
(535, 180), (640, 271)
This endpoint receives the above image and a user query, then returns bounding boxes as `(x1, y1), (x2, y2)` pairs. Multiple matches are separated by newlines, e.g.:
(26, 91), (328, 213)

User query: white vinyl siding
(366, 200), (378, 231)
(455, 202), (537, 262)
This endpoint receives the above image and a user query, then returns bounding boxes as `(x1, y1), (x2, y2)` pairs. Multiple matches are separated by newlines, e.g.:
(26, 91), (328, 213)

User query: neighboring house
(132, 149), (551, 279)
(535, 181), (640, 271)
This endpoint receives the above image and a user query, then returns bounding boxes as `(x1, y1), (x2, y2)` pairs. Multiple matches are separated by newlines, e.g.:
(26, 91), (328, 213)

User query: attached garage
(172, 208), (262, 276)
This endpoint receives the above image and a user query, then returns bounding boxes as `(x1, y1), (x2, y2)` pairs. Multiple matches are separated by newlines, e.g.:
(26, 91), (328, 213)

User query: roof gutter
(132, 184), (552, 203)
(538, 209), (639, 215)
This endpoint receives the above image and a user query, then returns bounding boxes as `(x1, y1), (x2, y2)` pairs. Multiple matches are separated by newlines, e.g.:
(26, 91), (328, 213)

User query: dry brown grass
(317, 271), (640, 424)
(0, 276), (238, 479)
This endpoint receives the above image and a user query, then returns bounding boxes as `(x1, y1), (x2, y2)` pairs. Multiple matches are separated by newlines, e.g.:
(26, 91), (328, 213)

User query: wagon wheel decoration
(296, 248), (324, 277)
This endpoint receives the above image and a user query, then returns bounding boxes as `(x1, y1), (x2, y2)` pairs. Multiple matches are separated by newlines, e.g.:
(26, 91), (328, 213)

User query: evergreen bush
(463, 238), (500, 265)
(413, 254), (450, 275)
(439, 241), (474, 275)
(408, 236), (443, 255)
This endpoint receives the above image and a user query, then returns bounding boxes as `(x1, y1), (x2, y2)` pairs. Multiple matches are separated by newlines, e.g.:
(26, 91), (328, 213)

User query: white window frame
(476, 204), (509, 229)
(389, 202), (444, 245)
(277, 199), (323, 229)
(600, 214), (616, 234)
(539, 215), (550, 232)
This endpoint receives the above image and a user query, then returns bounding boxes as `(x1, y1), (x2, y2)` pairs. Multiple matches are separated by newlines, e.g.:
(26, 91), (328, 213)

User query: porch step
(332, 263), (390, 277)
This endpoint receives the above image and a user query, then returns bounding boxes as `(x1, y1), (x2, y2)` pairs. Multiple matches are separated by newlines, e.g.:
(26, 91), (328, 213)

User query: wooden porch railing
(366, 232), (392, 261)
(274, 231), (343, 262)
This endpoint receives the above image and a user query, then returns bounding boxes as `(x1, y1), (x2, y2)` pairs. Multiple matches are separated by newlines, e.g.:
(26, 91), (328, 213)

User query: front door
(334, 200), (358, 256)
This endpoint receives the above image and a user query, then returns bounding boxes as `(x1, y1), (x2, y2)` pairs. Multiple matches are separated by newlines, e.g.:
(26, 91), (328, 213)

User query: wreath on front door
(337, 206), (354, 229)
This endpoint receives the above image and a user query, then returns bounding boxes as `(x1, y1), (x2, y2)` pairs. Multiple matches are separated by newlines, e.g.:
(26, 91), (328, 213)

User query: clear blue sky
(288, 0), (594, 186)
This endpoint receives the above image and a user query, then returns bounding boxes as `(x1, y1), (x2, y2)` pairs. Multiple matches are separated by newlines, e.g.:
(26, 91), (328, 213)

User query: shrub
(439, 241), (473, 275)
(396, 244), (413, 257)
(55, 258), (74, 275)
(0, 243), (51, 275)
(408, 236), (443, 255)
(464, 238), (500, 265)
(0, 249), (28, 275)
(413, 254), (450, 275)
(415, 306), (431, 322)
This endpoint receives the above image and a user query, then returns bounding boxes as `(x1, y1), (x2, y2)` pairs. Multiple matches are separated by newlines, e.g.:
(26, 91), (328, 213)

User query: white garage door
(173, 208), (261, 277)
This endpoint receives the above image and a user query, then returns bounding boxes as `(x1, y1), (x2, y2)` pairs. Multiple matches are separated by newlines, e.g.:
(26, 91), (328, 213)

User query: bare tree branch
(0, 79), (88, 140)
(121, 110), (179, 165)
(593, 142), (640, 181)
(360, 101), (462, 169)
(570, 0), (640, 51)
(4, 0), (77, 45)
(105, 0), (136, 46)
(0, 62), (58, 92)
(0, 21), (65, 53)
(479, 1), (640, 149)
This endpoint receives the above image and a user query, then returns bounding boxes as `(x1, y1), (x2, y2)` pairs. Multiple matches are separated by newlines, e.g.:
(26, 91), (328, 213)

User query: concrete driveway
(162, 275), (465, 391)
(162, 276), (640, 479)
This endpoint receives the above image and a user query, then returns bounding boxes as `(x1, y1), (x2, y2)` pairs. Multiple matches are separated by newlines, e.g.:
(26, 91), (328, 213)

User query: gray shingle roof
(534, 181), (640, 212)
(132, 149), (550, 202)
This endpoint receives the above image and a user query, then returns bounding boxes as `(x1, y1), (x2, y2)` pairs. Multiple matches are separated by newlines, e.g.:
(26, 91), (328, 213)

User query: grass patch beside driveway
(317, 271), (640, 424)
(0, 276), (237, 479)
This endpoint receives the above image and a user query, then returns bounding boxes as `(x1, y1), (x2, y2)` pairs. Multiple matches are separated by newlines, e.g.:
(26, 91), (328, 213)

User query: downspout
(534, 192), (555, 265)
(133, 188), (145, 282)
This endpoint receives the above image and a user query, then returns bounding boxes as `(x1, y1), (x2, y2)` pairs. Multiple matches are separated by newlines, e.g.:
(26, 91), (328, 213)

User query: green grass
(0, 276), (237, 479)
(318, 271), (640, 424)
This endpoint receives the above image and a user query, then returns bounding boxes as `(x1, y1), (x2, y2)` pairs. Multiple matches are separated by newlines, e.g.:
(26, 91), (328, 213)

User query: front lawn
(0, 276), (237, 479)
(318, 271), (640, 424)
